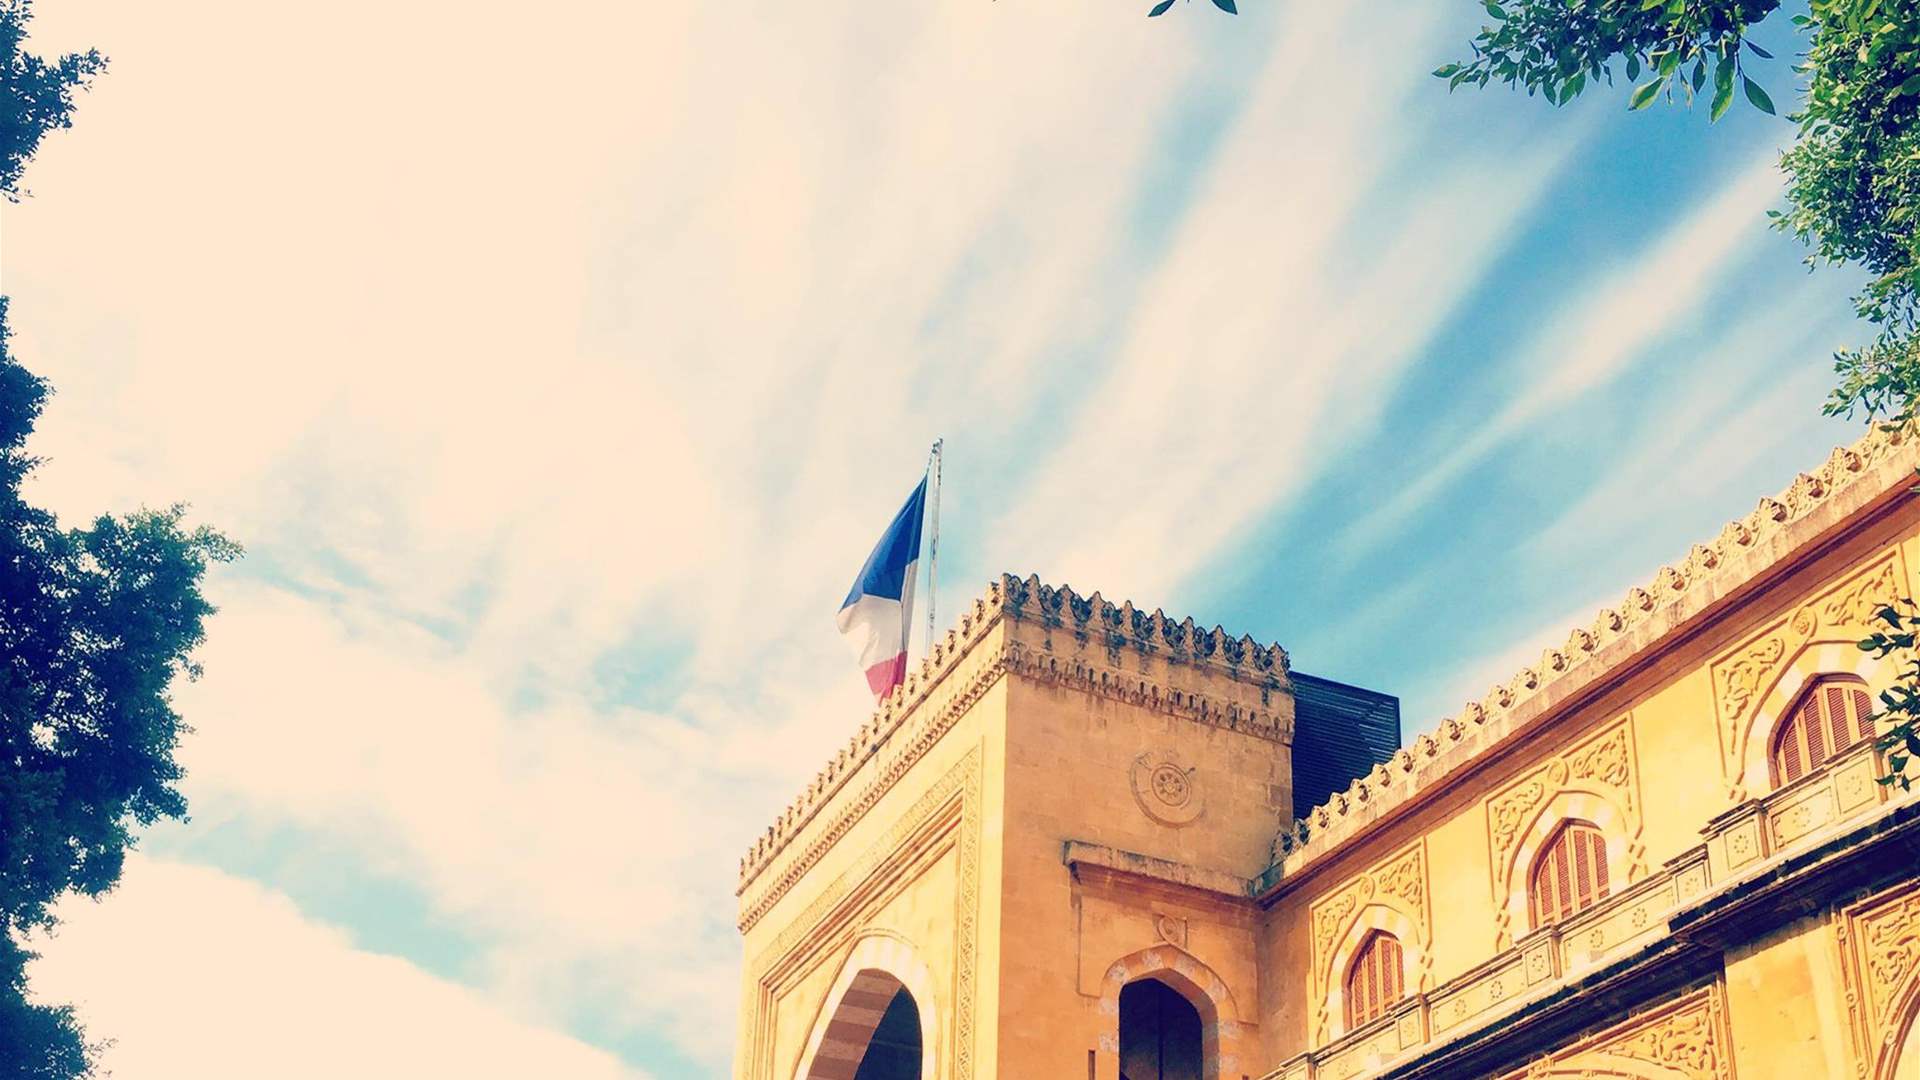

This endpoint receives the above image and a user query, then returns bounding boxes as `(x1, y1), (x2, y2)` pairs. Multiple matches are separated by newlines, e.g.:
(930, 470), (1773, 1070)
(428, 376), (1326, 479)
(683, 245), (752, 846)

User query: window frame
(1342, 930), (1405, 1031)
(1527, 819), (1611, 929)
(1768, 674), (1877, 788)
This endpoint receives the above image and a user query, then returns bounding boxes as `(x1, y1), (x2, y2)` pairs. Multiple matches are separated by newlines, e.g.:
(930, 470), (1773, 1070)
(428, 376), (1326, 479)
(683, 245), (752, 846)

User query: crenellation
(739, 571), (1298, 896)
(740, 418), (1920, 1080)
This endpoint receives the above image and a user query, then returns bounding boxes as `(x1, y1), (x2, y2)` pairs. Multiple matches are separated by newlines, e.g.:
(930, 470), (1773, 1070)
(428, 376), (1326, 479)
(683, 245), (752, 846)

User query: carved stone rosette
(1131, 749), (1205, 827)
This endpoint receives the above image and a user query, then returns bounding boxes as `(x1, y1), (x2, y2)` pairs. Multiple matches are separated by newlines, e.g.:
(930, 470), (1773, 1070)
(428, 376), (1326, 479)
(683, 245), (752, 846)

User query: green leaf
(1148, 0), (1175, 15)
(1743, 75), (1776, 114)
(1710, 77), (1735, 121)
(1899, 72), (1920, 96)
(1692, 59), (1707, 92)
(1627, 54), (1641, 80)
(1433, 63), (1463, 79)
(1747, 39), (1774, 59)
(1630, 78), (1664, 110)
(1211, 0), (1237, 12)
(1484, 0), (1507, 18)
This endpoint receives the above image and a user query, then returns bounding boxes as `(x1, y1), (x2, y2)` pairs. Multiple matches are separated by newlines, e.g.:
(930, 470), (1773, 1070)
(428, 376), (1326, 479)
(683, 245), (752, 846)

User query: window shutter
(1345, 933), (1404, 1030)
(1770, 675), (1876, 788)
(1530, 822), (1611, 928)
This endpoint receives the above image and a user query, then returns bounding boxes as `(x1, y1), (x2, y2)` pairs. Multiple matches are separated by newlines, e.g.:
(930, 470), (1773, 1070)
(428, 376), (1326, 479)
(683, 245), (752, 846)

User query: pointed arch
(1497, 789), (1636, 942)
(1738, 641), (1896, 799)
(1529, 819), (1611, 928)
(1323, 903), (1425, 1040)
(793, 933), (938, 1080)
(1871, 950), (1920, 1080)
(1096, 944), (1249, 1080)
(1768, 672), (1877, 786)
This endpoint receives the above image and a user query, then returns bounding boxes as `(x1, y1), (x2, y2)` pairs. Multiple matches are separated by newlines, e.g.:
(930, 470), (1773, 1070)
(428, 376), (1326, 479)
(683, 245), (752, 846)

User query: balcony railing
(1262, 738), (1912, 1080)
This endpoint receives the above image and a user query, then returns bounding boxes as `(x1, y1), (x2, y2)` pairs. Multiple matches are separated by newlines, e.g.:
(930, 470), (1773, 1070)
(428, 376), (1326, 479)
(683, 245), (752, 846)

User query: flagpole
(925, 439), (942, 659)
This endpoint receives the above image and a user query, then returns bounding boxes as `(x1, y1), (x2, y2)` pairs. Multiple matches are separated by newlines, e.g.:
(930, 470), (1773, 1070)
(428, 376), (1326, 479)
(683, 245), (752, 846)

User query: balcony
(1263, 738), (1914, 1080)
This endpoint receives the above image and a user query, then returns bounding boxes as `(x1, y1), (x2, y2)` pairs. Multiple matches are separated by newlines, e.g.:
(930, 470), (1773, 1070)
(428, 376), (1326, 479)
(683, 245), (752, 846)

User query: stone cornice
(1063, 840), (1254, 899)
(737, 574), (1295, 907)
(1263, 423), (1920, 894)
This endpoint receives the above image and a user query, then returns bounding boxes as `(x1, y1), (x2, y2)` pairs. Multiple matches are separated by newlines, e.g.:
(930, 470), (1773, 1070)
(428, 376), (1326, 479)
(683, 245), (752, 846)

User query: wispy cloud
(3, 1), (1869, 1076)
(29, 857), (650, 1080)
(1338, 154), (1789, 555)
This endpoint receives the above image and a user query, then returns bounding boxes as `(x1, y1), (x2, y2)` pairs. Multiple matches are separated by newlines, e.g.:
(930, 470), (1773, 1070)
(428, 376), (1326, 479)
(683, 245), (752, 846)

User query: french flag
(837, 476), (928, 699)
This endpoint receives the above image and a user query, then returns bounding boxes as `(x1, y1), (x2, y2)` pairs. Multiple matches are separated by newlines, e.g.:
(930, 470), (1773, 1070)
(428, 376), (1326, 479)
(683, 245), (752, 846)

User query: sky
(0, 1), (1876, 1076)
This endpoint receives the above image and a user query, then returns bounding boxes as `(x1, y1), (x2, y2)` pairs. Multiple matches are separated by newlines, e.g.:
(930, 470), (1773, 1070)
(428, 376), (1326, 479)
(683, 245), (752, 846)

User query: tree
(1, 0), (104, 201)
(1151, 0), (1920, 785)
(1, 3), (237, 1077)
(1434, 0), (1920, 426)
(1430, 0), (1920, 784)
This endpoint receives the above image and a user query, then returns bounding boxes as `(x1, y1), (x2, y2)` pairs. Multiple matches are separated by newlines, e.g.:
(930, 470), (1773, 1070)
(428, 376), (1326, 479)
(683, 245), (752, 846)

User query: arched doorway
(794, 935), (939, 1080)
(1119, 977), (1205, 1080)
(800, 971), (925, 1080)
(851, 987), (922, 1080)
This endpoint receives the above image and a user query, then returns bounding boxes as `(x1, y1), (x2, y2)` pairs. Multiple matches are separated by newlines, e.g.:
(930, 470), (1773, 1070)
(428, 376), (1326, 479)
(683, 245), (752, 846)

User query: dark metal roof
(1289, 671), (1401, 821)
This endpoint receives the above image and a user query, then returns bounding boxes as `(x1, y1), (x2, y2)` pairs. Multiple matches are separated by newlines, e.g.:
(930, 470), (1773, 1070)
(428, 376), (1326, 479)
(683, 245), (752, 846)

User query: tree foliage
(0, 301), (237, 1079)
(1, 3), (235, 1076)
(1857, 596), (1920, 791)
(1429, 0), (1920, 785)
(0, 0), (104, 201)
(1432, 0), (1920, 428)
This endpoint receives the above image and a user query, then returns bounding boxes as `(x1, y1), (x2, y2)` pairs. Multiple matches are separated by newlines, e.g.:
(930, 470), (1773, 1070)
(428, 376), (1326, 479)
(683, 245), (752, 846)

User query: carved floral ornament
(1308, 841), (1430, 1044)
(1837, 881), (1920, 1079)
(1269, 425), (1916, 874)
(1131, 749), (1204, 827)
(1484, 717), (1645, 946)
(1709, 550), (1910, 800)
(1503, 985), (1734, 1080)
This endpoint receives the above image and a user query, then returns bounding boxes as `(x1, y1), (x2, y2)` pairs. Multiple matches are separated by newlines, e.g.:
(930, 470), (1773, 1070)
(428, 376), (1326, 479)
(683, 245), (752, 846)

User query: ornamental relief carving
(1484, 717), (1643, 945)
(1837, 880), (1920, 1079)
(1504, 985), (1734, 1080)
(1307, 840), (1430, 1046)
(1710, 550), (1907, 788)
(1130, 749), (1204, 828)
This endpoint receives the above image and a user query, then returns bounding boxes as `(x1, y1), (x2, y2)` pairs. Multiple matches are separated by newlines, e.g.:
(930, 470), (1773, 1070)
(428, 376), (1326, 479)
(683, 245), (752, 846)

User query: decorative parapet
(1266, 423), (1920, 884)
(738, 574), (1293, 900)
(1000, 575), (1294, 744)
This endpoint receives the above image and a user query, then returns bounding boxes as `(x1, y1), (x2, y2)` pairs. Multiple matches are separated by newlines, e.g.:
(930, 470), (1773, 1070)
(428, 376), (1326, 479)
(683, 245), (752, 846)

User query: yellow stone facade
(736, 423), (1920, 1080)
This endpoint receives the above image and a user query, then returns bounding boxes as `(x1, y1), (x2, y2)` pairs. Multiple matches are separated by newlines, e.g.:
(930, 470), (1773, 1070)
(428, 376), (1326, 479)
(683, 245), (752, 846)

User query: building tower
(734, 576), (1394, 1079)
(738, 423), (1920, 1080)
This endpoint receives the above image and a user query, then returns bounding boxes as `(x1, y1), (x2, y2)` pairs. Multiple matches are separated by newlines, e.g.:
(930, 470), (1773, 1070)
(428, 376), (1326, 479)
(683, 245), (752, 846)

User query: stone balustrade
(1263, 737), (1914, 1080)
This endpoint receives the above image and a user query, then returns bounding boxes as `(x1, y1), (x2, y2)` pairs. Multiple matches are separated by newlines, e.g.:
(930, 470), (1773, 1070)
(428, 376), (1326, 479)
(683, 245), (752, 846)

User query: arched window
(1771, 674), (1876, 786)
(1529, 820), (1610, 928)
(1344, 931), (1404, 1030)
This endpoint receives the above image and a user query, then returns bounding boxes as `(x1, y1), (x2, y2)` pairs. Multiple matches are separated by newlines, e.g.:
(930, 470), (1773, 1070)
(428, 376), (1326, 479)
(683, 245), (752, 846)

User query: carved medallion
(1153, 913), (1189, 949)
(1131, 749), (1204, 827)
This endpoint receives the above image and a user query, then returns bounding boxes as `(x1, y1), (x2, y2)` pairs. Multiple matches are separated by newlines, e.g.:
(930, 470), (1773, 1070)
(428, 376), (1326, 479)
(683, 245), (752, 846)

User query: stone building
(734, 423), (1920, 1080)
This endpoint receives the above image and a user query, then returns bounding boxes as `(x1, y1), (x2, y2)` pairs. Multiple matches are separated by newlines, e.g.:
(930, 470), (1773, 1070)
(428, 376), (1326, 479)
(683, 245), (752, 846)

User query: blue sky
(2, 0), (1871, 1076)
